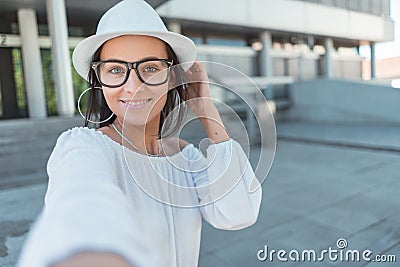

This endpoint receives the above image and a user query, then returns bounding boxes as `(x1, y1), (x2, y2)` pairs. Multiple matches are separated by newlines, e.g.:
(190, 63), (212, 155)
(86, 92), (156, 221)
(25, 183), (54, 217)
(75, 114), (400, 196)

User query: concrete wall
(271, 50), (320, 80)
(280, 79), (400, 124)
(319, 54), (363, 80)
(196, 45), (257, 77)
(272, 50), (362, 81)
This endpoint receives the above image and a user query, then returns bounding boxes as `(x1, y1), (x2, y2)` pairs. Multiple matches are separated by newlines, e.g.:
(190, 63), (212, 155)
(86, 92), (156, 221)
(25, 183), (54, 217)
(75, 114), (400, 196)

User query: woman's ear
(168, 65), (187, 90)
(174, 65), (187, 89)
(168, 68), (176, 90)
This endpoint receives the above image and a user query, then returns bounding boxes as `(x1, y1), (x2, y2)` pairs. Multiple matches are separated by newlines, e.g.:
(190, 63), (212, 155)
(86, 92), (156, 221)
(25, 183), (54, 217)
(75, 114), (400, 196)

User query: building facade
(0, 0), (394, 119)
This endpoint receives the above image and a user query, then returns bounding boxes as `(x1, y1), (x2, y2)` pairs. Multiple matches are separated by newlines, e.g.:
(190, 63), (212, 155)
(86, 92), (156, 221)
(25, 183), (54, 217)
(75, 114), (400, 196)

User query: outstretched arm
(17, 128), (151, 267)
(53, 252), (133, 267)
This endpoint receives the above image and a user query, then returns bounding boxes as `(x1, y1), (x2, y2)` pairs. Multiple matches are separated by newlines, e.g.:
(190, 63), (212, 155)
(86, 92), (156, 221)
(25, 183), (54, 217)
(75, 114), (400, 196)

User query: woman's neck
(113, 118), (160, 155)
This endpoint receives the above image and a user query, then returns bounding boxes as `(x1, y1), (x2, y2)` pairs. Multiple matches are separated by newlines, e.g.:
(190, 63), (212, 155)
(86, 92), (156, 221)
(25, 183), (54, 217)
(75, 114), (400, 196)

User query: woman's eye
(143, 66), (159, 72)
(109, 67), (125, 74)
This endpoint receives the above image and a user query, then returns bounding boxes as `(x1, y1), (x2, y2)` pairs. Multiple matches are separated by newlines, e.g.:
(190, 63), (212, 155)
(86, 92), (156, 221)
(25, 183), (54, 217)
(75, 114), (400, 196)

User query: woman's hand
(184, 61), (214, 116)
(183, 61), (230, 144)
(52, 252), (133, 267)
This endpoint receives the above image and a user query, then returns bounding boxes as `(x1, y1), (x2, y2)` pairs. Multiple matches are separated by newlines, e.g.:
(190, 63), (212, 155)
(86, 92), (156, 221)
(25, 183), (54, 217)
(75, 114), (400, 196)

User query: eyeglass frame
(91, 58), (174, 88)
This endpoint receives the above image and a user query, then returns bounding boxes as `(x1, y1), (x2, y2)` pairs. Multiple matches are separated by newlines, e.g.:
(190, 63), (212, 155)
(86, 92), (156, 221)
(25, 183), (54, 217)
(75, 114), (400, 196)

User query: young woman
(17, 1), (262, 267)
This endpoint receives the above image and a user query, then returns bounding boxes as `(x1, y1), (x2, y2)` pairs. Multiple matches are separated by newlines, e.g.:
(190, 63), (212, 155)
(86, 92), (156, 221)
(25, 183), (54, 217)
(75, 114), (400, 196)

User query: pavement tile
(198, 251), (230, 267)
(307, 201), (391, 235)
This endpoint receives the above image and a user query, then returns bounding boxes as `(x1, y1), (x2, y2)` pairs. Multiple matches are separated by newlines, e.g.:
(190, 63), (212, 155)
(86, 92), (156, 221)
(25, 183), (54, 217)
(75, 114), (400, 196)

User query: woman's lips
(120, 99), (151, 110)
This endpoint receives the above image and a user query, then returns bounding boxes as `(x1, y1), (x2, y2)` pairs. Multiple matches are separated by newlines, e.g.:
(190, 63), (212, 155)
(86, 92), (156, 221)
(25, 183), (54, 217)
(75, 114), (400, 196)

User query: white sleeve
(189, 139), (262, 230)
(17, 128), (152, 267)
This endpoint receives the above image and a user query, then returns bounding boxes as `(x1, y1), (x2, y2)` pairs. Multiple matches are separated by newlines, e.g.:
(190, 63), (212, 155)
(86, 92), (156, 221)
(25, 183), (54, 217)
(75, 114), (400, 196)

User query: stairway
(0, 116), (84, 189)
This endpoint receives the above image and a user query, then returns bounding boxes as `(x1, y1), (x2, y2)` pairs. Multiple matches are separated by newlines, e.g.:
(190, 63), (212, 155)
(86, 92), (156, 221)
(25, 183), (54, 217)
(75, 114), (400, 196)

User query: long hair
(84, 41), (188, 139)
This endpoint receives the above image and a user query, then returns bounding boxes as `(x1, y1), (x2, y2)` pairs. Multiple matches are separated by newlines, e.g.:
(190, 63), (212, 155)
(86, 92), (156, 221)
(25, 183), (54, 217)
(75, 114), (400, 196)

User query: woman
(17, 0), (262, 266)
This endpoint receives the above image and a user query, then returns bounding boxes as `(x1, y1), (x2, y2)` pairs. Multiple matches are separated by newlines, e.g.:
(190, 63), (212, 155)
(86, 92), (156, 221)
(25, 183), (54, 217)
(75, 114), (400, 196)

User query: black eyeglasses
(91, 58), (173, 88)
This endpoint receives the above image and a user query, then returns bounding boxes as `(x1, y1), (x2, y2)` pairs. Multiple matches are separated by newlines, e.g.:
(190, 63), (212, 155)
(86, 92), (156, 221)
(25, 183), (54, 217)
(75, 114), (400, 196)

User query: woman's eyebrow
(101, 56), (164, 62)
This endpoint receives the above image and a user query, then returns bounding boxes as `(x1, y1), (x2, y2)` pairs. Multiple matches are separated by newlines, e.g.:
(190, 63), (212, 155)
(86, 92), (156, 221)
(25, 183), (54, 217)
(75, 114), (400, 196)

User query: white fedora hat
(72, 0), (196, 80)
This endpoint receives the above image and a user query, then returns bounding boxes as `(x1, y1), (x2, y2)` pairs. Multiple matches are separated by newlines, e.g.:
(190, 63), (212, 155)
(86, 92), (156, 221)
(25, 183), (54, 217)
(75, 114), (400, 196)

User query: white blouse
(17, 127), (262, 267)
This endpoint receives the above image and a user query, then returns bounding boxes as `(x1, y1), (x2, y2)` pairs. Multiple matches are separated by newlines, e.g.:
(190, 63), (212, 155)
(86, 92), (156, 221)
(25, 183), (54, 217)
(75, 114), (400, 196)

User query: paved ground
(1, 120), (399, 267)
(198, 121), (400, 267)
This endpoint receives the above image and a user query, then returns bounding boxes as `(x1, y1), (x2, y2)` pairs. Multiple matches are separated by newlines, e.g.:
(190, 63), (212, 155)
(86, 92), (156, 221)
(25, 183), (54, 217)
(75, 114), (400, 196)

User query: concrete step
(0, 116), (83, 138)
(0, 116), (84, 189)
(0, 170), (48, 190)
(0, 135), (57, 156)
(0, 150), (50, 177)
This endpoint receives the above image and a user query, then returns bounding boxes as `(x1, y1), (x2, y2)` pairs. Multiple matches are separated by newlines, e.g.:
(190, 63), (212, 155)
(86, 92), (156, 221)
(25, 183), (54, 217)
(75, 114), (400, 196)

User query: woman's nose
(123, 70), (144, 93)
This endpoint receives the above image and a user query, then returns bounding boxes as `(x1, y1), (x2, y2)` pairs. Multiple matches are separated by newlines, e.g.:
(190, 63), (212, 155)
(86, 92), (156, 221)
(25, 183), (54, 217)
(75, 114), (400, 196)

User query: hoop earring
(161, 107), (167, 118)
(174, 90), (182, 115)
(77, 87), (114, 124)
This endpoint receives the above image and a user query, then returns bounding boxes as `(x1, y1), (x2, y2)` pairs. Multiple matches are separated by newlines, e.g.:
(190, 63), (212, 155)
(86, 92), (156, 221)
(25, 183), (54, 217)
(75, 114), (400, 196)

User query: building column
(260, 31), (273, 77)
(370, 42), (376, 79)
(167, 21), (181, 34)
(17, 9), (47, 118)
(46, 0), (75, 117)
(324, 38), (333, 79)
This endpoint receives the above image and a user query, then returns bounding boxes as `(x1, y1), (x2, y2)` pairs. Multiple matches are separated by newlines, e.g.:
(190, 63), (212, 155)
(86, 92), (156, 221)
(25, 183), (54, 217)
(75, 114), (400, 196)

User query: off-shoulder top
(17, 127), (262, 267)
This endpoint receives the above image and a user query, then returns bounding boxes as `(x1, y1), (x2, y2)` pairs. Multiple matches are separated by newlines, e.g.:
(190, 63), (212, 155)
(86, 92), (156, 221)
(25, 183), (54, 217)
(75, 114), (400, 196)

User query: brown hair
(84, 40), (188, 139)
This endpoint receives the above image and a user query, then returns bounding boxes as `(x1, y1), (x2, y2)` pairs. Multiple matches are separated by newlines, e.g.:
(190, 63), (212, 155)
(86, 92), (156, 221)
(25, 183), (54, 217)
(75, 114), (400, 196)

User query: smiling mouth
(120, 99), (152, 110)
(121, 99), (151, 105)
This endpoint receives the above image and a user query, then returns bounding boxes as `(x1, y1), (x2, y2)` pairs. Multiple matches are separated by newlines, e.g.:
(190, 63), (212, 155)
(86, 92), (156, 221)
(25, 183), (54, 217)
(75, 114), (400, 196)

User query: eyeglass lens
(97, 60), (171, 87)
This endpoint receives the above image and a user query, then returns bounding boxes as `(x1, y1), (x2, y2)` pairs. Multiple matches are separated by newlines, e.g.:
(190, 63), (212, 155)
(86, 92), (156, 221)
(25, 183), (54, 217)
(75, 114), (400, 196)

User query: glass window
(188, 36), (204, 45)
(206, 38), (246, 47)
(11, 49), (28, 117)
(370, 0), (381, 16)
(37, 48), (88, 116)
(347, 0), (360, 11)
(320, 0), (335, 7)
(335, 0), (348, 9)
(0, 83), (3, 117)
(360, 0), (371, 13)
(40, 49), (57, 116)
(70, 49), (90, 116)
(381, 0), (390, 17)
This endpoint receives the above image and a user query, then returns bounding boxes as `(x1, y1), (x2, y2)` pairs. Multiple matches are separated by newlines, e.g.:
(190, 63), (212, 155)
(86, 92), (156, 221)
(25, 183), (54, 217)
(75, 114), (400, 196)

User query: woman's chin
(117, 113), (158, 128)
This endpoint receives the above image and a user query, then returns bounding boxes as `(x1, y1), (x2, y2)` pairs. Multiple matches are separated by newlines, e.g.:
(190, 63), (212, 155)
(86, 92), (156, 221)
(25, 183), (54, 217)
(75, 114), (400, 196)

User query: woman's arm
(185, 62), (230, 144)
(17, 128), (151, 267)
(198, 104), (230, 144)
(185, 62), (262, 230)
(190, 139), (262, 230)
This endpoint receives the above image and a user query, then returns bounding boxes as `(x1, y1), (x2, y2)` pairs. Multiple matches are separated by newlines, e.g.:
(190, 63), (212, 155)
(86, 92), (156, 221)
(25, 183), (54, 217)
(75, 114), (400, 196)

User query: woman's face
(99, 35), (170, 128)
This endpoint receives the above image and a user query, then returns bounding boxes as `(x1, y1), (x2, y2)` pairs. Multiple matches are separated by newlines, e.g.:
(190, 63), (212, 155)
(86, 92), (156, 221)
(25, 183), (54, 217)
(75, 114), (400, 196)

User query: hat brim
(72, 31), (196, 80)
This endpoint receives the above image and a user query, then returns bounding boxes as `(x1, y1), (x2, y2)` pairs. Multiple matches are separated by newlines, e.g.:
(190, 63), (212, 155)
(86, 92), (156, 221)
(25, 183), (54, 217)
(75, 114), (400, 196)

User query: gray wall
(273, 52), (363, 81)
(280, 79), (400, 124)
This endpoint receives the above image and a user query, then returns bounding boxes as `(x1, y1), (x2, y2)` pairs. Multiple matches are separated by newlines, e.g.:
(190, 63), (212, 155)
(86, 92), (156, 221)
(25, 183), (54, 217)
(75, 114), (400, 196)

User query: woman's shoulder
(58, 126), (99, 140)
(46, 127), (113, 174)
(54, 126), (107, 151)
(158, 137), (191, 156)
(160, 137), (234, 158)
(162, 137), (190, 150)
